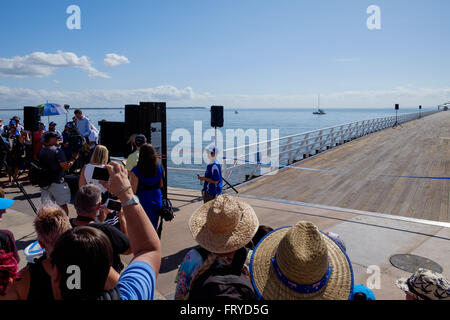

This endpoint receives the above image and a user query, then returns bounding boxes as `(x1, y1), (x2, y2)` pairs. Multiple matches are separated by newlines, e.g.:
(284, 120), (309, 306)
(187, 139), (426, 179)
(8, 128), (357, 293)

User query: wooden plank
(238, 112), (450, 223)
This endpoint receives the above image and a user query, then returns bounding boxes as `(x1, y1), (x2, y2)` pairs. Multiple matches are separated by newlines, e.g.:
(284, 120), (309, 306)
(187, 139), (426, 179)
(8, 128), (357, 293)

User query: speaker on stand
(210, 106), (224, 146)
(23, 106), (41, 132)
(393, 104), (402, 128)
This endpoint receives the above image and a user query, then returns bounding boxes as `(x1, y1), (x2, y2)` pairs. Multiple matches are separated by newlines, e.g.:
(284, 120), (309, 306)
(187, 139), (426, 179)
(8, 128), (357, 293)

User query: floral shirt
(174, 248), (252, 300)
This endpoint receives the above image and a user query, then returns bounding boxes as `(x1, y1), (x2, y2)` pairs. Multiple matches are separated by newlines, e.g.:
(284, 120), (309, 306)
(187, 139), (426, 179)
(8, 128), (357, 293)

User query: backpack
(28, 161), (52, 188)
(188, 247), (256, 301)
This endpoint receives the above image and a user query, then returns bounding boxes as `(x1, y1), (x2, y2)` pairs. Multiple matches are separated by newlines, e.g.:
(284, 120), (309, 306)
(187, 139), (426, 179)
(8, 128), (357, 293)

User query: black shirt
(69, 219), (130, 273)
(27, 255), (54, 300)
(38, 146), (67, 183)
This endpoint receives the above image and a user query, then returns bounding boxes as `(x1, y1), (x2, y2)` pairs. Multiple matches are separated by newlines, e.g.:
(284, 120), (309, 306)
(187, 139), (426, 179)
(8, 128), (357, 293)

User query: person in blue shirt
(49, 162), (161, 300)
(198, 145), (222, 203)
(74, 109), (91, 138)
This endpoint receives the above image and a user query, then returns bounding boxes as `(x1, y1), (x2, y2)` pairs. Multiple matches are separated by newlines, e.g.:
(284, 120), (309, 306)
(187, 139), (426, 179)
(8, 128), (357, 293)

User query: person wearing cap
(198, 145), (223, 203)
(125, 134), (146, 172)
(10, 116), (23, 132)
(175, 195), (259, 300)
(396, 268), (450, 300)
(38, 132), (77, 215)
(32, 122), (46, 160)
(250, 221), (355, 300)
(46, 121), (62, 143)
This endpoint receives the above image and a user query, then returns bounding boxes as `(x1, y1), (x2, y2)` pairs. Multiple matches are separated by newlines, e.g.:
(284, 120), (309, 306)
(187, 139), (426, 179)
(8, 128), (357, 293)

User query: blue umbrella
(37, 103), (67, 116)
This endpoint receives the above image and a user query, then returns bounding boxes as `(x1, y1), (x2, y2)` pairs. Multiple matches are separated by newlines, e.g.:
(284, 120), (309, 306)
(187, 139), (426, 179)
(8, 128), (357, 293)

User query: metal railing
(219, 110), (440, 186)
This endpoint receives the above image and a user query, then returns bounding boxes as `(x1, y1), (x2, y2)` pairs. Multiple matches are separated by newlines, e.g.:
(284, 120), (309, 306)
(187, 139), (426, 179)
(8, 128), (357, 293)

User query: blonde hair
(90, 145), (109, 165)
(34, 204), (71, 251)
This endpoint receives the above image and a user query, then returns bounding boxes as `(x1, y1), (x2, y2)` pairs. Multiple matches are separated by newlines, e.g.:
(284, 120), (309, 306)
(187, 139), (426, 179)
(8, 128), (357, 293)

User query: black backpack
(28, 161), (52, 188)
(188, 247), (256, 301)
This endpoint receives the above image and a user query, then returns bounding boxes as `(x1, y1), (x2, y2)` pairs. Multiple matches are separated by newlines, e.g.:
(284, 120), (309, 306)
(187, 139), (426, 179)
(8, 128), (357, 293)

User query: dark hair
(137, 143), (159, 178)
(246, 225), (274, 250)
(74, 109), (82, 115)
(50, 227), (113, 300)
(353, 292), (368, 301)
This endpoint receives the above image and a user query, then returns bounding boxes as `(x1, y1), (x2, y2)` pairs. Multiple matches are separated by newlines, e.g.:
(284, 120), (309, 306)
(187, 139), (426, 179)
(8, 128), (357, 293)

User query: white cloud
(0, 85), (448, 108)
(104, 53), (130, 67)
(0, 85), (208, 107)
(0, 51), (110, 79)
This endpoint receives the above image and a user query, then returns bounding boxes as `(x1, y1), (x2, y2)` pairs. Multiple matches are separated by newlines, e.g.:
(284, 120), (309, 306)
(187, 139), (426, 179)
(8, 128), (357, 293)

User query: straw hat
(189, 195), (259, 254)
(250, 221), (354, 300)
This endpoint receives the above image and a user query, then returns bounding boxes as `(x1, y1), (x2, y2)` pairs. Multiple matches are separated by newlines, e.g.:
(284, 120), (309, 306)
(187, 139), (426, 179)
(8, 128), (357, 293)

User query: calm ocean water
(0, 107), (428, 190)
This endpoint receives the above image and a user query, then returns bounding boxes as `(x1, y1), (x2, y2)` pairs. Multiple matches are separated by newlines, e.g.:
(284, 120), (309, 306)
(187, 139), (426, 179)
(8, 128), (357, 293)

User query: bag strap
(229, 247), (249, 276)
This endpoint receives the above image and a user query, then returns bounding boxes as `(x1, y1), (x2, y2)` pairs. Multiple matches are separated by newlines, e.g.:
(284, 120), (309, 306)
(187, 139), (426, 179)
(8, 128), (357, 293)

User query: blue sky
(0, 0), (449, 108)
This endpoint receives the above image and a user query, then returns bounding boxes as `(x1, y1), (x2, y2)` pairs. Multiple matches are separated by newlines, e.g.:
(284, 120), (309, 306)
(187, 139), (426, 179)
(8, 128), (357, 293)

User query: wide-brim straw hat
(189, 195), (259, 254)
(250, 221), (354, 300)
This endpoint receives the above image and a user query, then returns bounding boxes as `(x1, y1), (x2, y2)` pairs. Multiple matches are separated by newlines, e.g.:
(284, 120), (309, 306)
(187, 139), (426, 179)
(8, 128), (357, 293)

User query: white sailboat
(313, 94), (326, 115)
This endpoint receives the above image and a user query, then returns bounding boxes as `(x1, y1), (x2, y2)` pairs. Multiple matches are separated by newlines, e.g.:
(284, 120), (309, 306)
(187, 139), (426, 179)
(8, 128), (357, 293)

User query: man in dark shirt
(38, 132), (76, 215)
(70, 184), (131, 273)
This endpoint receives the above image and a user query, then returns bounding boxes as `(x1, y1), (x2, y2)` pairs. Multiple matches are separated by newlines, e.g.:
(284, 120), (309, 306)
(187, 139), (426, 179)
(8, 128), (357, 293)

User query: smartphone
(92, 166), (109, 181)
(106, 199), (122, 212)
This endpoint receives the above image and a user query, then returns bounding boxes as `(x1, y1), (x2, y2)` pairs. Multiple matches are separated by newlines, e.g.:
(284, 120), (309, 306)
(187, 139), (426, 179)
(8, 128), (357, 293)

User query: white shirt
(88, 126), (99, 149)
(84, 163), (107, 193)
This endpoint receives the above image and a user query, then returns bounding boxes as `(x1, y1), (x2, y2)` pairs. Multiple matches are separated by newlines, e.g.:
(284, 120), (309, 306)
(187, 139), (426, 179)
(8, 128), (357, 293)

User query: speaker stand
(392, 110), (403, 128)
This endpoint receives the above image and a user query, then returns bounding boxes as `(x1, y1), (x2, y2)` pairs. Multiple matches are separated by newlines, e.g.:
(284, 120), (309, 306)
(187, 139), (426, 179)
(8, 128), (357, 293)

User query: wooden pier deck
(238, 111), (450, 223)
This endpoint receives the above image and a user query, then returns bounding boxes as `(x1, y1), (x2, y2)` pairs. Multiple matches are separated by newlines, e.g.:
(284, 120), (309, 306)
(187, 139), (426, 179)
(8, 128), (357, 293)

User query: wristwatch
(122, 195), (140, 208)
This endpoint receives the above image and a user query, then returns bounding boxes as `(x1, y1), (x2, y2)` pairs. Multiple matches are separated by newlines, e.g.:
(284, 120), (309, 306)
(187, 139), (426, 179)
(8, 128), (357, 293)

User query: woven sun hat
(396, 268), (450, 300)
(250, 221), (354, 300)
(189, 194), (259, 254)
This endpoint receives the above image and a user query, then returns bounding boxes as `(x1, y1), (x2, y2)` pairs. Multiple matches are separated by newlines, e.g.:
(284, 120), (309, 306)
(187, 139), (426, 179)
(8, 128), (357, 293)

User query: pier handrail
(219, 109), (440, 186)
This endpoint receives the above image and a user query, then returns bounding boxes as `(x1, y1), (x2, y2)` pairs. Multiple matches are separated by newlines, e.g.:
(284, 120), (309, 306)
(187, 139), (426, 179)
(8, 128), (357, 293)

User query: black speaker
(139, 102), (164, 142)
(211, 106), (224, 128)
(98, 121), (127, 157)
(395, 104), (399, 110)
(125, 104), (140, 139)
(23, 106), (41, 132)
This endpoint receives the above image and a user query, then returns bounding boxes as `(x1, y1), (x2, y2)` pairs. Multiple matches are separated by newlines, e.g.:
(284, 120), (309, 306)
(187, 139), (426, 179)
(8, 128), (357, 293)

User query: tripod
(223, 176), (239, 194)
(2, 160), (38, 215)
(392, 109), (403, 128)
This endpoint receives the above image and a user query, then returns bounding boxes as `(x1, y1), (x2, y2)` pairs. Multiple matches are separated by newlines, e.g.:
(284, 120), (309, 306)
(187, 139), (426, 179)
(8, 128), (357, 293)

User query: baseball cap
(206, 145), (218, 154)
(135, 134), (147, 147)
(49, 121), (57, 126)
(9, 120), (16, 125)
(0, 197), (14, 210)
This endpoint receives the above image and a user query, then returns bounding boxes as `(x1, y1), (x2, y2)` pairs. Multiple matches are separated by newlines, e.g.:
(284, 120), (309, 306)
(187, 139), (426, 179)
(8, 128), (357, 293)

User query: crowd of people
(0, 109), (449, 301)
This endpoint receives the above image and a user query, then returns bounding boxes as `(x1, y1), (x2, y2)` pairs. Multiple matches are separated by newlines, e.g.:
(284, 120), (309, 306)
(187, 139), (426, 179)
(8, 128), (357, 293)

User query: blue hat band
(271, 253), (333, 294)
